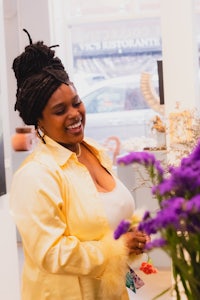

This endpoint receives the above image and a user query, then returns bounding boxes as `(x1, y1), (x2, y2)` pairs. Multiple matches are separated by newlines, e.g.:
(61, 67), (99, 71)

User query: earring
(36, 127), (46, 144)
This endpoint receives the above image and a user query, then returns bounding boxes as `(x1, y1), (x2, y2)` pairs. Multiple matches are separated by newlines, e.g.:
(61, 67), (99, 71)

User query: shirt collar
(39, 135), (112, 170)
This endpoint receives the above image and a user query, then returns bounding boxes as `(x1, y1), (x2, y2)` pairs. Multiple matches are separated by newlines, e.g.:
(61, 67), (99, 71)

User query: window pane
(67, 2), (162, 152)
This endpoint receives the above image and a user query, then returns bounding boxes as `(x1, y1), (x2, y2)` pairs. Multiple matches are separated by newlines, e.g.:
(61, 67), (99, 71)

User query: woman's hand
(124, 227), (149, 255)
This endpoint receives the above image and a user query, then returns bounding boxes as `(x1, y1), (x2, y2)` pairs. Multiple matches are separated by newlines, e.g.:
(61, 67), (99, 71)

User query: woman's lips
(65, 120), (83, 133)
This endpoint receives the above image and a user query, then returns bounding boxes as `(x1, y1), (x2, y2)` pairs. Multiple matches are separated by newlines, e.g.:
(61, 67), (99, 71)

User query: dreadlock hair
(12, 29), (71, 127)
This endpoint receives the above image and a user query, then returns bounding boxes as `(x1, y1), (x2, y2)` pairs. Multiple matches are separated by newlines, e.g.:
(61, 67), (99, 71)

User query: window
(65, 1), (162, 147)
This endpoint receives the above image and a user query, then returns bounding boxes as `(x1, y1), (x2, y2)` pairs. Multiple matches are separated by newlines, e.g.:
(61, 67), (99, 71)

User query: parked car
(80, 75), (160, 143)
(73, 72), (107, 95)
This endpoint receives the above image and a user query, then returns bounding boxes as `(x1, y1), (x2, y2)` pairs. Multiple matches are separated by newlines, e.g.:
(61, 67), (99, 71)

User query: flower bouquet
(116, 142), (200, 300)
(114, 212), (158, 294)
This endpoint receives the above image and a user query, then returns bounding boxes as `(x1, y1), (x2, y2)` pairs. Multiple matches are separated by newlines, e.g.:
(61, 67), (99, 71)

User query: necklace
(76, 143), (81, 157)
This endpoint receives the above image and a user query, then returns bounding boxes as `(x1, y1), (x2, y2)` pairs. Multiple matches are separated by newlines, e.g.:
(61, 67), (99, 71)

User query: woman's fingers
(124, 226), (151, 254)
(124, 231), (147, 255)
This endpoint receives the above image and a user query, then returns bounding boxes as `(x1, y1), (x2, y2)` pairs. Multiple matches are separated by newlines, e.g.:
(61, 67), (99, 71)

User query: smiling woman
(37, 83), (85, 152)
(9, 30), (149, 300)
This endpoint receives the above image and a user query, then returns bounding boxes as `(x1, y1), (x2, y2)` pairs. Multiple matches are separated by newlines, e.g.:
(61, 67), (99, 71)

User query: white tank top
(99, 177), (135, 230)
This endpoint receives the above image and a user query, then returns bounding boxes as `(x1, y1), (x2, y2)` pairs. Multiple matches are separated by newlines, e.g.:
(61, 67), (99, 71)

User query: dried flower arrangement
(168, 107), (200, 165)
(151, 115), (166, 133)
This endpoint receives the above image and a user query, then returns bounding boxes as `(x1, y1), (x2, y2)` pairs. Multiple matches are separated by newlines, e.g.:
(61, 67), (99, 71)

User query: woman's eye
(73, 100), (82, 108)
(55, 109), (65, 115)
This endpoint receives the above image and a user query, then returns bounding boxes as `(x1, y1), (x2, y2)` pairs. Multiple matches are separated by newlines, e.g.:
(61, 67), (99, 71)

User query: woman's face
(38, 83), (86, 150)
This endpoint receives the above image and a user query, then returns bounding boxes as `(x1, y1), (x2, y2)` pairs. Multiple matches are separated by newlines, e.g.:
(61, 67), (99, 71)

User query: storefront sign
(73, 37), (161, 57)
(71, 18), (162, 58)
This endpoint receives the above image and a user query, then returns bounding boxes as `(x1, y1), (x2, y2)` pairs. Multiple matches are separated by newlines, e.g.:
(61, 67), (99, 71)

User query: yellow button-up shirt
(10, 136), (129, 300)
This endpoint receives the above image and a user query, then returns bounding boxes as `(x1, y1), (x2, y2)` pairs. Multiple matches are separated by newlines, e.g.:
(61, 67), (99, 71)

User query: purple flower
(156, 208), (180, 229)
(138, 218), (158, 235)
(117, 151), (154, 166)
(161, 197), (184, 211)
(143, 210), (151, 221)
(186, 195), (200, 212)
(113, 219), (131, 239)
(117, 151), (164, 183)
(187, 139), (200, 161)
(115, 140), (200, 297)
(139, 197), (187, 235)
(184, 195), (200, 232)
(152, 179), (174, 196)
(145, 238), (167, 250)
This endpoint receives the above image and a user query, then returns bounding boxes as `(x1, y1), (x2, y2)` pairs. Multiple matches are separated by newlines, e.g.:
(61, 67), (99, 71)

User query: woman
(10, 30), (148, 300)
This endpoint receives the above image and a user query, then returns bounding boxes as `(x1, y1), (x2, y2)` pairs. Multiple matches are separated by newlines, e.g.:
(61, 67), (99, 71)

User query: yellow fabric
(10, 136), (130, 300)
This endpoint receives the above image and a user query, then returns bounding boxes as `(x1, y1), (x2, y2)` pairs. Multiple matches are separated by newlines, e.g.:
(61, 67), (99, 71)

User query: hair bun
(12, 31), (70, 127)
(12, 41), (63, 88)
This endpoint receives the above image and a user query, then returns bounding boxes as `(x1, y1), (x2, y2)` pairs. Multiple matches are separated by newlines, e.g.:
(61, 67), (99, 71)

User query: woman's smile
(65, 119), (83, 134)
(38, 84), (86, 147)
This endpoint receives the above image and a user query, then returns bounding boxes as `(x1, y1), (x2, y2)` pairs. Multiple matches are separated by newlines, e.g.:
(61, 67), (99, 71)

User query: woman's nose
(68, 106), (80, 119)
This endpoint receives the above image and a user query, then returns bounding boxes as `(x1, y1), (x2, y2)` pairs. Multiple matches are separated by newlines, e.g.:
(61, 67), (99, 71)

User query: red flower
(139, 261), (158, 275)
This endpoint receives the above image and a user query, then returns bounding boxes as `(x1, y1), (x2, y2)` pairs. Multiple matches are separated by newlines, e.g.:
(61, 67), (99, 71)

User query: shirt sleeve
(9, 160), (128, 283)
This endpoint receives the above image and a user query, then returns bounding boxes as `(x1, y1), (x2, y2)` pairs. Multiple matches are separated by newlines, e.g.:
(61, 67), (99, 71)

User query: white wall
(0, 0), (14, 191)
(161, 0), (200, 113)
(0, 2), (57, 298)
(2, 0), (56, 192)
(0, 3), (20, 298)
(3, 0), (52, 136)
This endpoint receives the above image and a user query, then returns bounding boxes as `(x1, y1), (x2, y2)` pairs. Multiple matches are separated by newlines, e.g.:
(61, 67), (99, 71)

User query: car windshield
(80, 76), (161, 153)
(83, 83), (150, 114)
